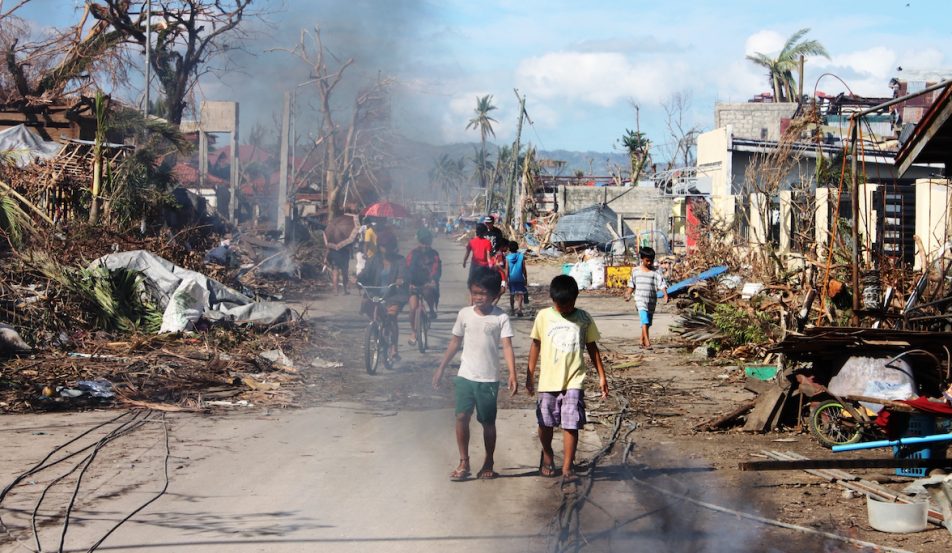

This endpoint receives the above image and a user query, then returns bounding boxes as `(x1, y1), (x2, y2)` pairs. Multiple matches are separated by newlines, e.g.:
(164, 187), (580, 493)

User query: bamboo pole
(0, 180), (54, 225)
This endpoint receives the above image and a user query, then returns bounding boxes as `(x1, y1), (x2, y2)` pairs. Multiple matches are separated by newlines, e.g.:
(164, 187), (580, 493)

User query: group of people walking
(329, 211), (670, 487)
(436, 236), (669, 487)
(462, 215), (529, 317)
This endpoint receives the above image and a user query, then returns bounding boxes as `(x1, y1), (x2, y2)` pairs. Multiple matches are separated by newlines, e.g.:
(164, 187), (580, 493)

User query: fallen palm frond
(0, 193), (33, 247)
(29, 251), (162, 333)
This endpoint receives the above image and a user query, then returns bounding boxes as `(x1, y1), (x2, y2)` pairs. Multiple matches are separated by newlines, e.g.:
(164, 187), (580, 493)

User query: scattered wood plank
(764, 450), (945, 526)
(693, 398), (758, 432)
(740, 458), (952, 471)
(743, 387), (786, 433)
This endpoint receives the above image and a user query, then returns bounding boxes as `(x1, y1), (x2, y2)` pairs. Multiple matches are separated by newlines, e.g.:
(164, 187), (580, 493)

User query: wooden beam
(740, 457), (951, 471)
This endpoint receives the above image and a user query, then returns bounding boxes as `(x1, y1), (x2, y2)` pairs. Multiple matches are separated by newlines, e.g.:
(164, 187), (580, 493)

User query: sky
(12, 0), (952, 160)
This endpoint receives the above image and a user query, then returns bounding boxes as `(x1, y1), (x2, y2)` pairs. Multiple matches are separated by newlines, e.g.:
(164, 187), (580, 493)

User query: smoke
(206, 1), (435, 139)
(198, 0), (448, 198)
(598, 445), (848, 553)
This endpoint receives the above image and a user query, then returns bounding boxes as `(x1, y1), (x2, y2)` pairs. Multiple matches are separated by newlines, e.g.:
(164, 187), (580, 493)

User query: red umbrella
(362, 201), (409, 218)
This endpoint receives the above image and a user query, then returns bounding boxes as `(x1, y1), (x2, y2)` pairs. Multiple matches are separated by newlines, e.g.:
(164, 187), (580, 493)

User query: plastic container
(893, 446), (933, 478)
(866, 496), (928, 533)
(744, 365), (778, 381)
(893, 414), (943, 477)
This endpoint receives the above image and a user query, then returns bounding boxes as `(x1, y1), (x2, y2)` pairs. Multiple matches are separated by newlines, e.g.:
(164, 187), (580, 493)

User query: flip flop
(450, 468), (471, 481)
(538, 450), (557, 478)
(476, 469), (499, 480)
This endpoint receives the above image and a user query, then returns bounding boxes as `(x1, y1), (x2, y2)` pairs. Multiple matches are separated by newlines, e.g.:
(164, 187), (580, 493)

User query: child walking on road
(433, 267), (517, 481)
(624, 247), (669, 349)
(526, 275), (608, 488)
(505, 240), (528, 317)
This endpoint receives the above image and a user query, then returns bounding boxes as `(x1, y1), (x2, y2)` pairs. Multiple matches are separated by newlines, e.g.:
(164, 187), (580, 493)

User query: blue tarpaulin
(660, 265), (729, 298)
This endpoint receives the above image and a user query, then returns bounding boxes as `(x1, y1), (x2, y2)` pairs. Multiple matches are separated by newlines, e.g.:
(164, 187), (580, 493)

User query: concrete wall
(714, 103), (797, 141)
(915, 179), (952, 270)
(558, 185), (673, 236)
(697, 127), (734, 222)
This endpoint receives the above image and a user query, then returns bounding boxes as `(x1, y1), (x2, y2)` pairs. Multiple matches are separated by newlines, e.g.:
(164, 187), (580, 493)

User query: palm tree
(621, 129), (651, 184)
(429, 154), (469, 209)
(465, 95), (498, 189)
(746, 28), (829, 102)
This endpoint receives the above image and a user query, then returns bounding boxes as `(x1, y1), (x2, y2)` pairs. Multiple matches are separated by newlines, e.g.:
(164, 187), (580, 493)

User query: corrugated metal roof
(551, 204), (630, 245)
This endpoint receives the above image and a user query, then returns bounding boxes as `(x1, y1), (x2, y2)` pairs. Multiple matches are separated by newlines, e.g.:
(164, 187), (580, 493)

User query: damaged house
(695, 80), (948, 269)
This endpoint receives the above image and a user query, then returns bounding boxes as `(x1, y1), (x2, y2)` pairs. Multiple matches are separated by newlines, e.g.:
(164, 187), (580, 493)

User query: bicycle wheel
(808, 399), (863, 448)
(364, 323), (381, 375)
(382, 320), (396, 370)
(417, 309), (429, 353)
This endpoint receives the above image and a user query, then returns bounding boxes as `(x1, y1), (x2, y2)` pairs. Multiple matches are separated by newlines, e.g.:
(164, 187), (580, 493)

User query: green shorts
(453, 376), (499, 424)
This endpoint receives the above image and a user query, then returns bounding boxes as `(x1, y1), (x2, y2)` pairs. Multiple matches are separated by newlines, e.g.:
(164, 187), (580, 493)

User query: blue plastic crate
(893, 414), (944, 477)
(905, 414), (936, 437)
(893, 445), (933, 478)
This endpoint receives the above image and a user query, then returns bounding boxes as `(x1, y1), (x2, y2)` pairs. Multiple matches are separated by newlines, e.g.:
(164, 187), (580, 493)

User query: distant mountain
(391, 137), (630, 198)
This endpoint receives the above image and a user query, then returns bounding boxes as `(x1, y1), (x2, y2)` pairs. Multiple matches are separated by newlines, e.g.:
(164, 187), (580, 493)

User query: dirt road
(0, 234), (567, 553)
(1, 233), (946, 553)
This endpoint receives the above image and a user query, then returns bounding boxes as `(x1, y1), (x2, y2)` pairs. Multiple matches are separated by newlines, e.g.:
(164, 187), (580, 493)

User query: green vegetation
(33, 254), (162, 334)
(709, 303), (771, 351)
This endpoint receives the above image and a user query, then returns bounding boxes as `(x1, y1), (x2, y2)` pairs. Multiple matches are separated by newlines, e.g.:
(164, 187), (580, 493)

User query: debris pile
(0, 324), (311, 412)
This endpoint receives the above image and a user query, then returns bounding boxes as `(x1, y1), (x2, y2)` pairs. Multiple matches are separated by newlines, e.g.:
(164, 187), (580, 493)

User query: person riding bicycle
(357, 241), (409, 361)
(406, 228), (442, 345)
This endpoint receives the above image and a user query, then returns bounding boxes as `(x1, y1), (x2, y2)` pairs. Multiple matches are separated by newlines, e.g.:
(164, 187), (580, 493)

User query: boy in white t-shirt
(433, 267), (517, 481)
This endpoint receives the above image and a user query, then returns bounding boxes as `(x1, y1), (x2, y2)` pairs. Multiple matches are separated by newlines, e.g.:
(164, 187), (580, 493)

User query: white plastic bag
(828, 356), (916, 402)
(160, 277), (209, 333)
(588, 257), (606, 289)
(568, 262), (592, 290)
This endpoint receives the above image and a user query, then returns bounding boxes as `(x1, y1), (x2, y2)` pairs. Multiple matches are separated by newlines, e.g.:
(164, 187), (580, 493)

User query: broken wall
(714, 103), (797, 141)
(557, 185), (672, 243)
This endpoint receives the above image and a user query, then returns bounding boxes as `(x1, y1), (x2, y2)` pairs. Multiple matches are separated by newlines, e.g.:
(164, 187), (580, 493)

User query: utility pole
(504, 89), (528, 230)
(277, 91), (291, 236)
(229, 105), (240, 224)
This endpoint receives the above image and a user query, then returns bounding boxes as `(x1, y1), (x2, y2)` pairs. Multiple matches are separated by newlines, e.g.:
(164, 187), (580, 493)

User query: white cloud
(744, 30), (785, 57)
(515, 51), (686, 109)
(525, 102), (559, 128)
(826, 46), (897, 80)
(715, 59), (773, 101)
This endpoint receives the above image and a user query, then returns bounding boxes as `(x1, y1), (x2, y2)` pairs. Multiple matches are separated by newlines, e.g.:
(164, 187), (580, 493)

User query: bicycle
(408, 285), (432, 353)
(808, 398), (868, 448)
(358, 283), (399, 374)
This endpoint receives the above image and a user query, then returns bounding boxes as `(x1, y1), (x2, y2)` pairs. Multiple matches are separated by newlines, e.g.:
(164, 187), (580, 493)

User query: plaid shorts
(536, 389), (586, 430)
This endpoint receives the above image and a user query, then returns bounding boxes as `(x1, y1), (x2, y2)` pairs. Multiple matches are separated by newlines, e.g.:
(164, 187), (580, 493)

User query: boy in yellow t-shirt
(526, 275), (608, 487)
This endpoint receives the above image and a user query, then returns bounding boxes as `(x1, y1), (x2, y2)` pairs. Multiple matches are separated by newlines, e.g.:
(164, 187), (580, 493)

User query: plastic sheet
(828, 356), (917, 403)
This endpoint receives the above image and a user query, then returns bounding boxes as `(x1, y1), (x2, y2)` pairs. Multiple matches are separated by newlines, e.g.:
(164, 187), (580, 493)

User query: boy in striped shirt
(624, 247), (669, 349)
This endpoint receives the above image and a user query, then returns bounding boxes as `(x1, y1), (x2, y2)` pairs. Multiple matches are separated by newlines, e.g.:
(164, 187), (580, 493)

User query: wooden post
(798, 55), (804, 104)
(199, 131), (207, 189)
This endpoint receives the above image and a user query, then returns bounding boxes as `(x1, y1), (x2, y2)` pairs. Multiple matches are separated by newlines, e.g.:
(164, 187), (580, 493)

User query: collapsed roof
(551, 204), (632, 246)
